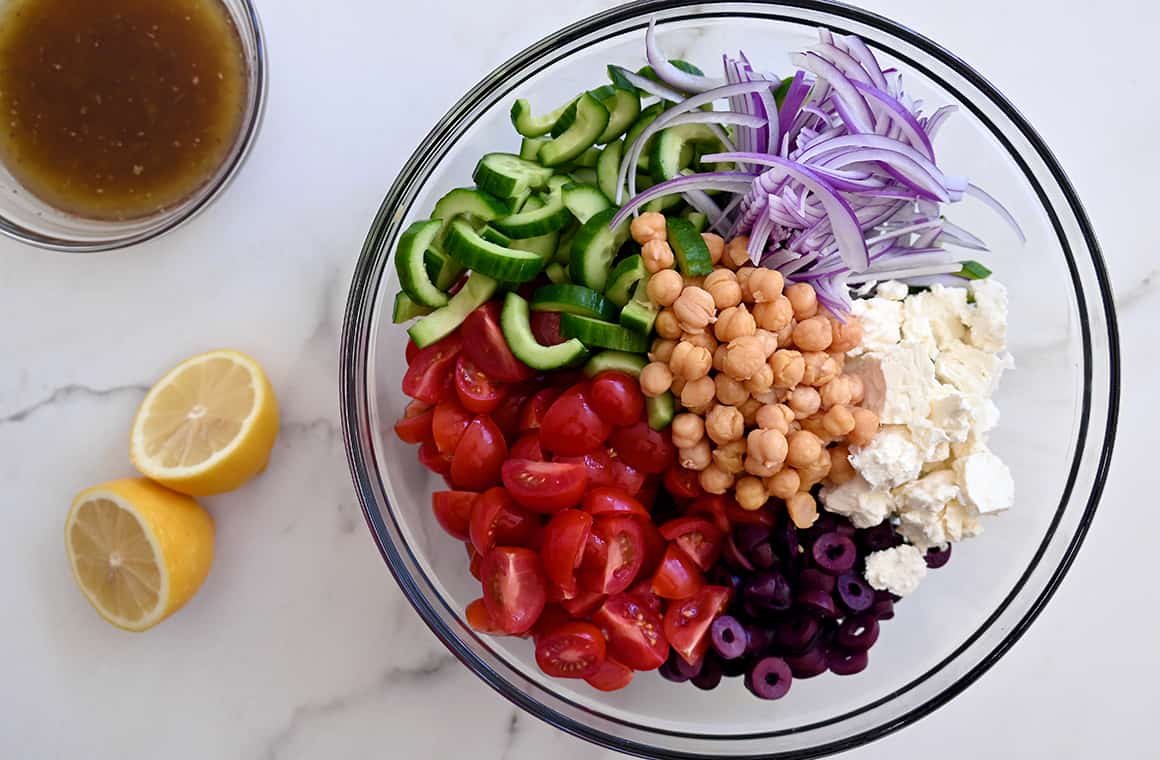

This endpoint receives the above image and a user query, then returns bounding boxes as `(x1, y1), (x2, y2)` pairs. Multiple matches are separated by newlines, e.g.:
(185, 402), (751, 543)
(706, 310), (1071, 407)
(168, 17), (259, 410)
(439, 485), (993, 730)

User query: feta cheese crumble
(865, 545), (928, 597)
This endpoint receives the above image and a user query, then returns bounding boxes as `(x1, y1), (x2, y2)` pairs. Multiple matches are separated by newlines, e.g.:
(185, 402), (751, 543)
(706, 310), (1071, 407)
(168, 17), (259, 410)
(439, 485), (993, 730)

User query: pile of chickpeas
(628, 211), (881, 529)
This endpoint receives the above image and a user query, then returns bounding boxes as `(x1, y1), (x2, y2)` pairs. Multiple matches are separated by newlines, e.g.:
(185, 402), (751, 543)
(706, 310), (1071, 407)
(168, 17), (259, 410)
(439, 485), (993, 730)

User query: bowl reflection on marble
(340, 2), (1119, 757)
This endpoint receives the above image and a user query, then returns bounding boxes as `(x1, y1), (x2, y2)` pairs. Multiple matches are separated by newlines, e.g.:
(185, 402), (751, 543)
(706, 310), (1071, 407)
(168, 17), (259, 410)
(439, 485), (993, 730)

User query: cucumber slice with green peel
(500, 293), (589, 370)
(544, 262), (569, 284)
(540, 93), (610, 168)
(569, 168), (599, 186)
(622, 103), (664, 165)
(682, 209), (709, 233)
(491, 183), (572, 239)
(956, 260), (993, 280)
(562, 183), (613, 224)
(479, 226), (513, 247)
(395, 219), (450, 308)
(595, 86), (641, 144)
(510, 227), (559, 262)
(597, 141), (623, 203)
(472, 153), (555, 198)
(650, 123), (726, 182)
(444, 219), (547, 283)
(666, 216), (715, 276)
(566, 146), (602, 168)
(408, 272), (498, 348)
(619, 278), (659, 335)
(431, 187), (511, 230)
(634, 172), (684, 213)
(531, 284), (619, 321)
(569, 207), (630, 293)
(583, 350), (647, 378)
(392, 291), (433, 324)
(553, 224), (578, 264)
(519, 137), (547, 161)
(646, 392), (676, 431)
(423, 246), (464, 291)
(559, 313), (650, 352)
(510, 96), (579, 138)
(604, 255), (647, 307)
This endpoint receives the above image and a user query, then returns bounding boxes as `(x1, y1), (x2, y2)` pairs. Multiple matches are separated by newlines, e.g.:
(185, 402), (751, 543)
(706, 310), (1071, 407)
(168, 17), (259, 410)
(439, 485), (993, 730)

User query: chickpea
(681, 330), (718, 353)
(785, 282), (819, 320)
(655, 309), (681, 339)
(672, 287), (716, 334)
(771, 349), (805, 389)
(829, 315), (864, 353)
(738, 397), (762, 428)
(712, 440), (747, 474)
(798, 451), (832, 490)
(639, 362), (673, 398)
(800, 351), (839, 387)
(819, 376), (853, 409)
(792, 316), (833, 352)
(744, 455), (778, 478)
(714, 304), (757, 343)
(705, 404), (745, 445)
(829, 351), (846, 373)
(788, 386), (821, 418)
(798, 413), (835, 446)
(735, 476), (769, 511)
(715, 373), (749, 406)
(712, 344), (729, 373)
(736, 266), (756, 302)
(744, 364), (775, 395)
(641, 239), (675, 274)
(751, 390), (778, 405)
(847, 407), (880, 446)
(679, 440), (713, 471)
(700, 463), (735, 494)
(756, 403), (791, 433)
(680, 375), (716, 410)
(765, 467), (801, 500)
(748, 428), (789, 470)
(669, 341), (713, 381)
(748, 269), (785, 303)
(753, 297), (794, 332)
(646, 269), (683, 306)
(754, 329), (778, 357)
(704, 269), (742, 310)
(723, 236), (751, 269)
(649, 338), (677, 364)
(786, 430), (823, 469)
(701, 233), (726, 265)
(828, 444), (857, 486)
(630, 211), (667, 244)
(670, 376), (687, 396)
(671, 413), (705, 449)
(787, 491), (819, 529)
(723, 335), (766, 380)
(777, 319), (796, 348)
(847, 374), (865, 405)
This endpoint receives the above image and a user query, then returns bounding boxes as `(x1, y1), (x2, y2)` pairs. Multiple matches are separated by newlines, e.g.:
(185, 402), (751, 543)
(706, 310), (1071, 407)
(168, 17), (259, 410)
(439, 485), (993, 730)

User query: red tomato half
(608, 457), (646, 496)
(531, 604), (574, 643)
(531, 311), (566, 346)
(455, 355), (505, 414)
(462, 302), (534, 383)
(663, 585), (732, 666)
(585, 656), (634, 691)
(659, 517), (723, 571)
(593, 593), (668, 671)
(582, 487), (649, 519)
(535, 621), (606, 679)
(491, 388), (530, 443)
(393, 401), (434, 445)
(664, 465), (704, 501)
(589, 371), (645, 427)
(609, 422), (675, 475)
(480, 547), (547, 635)
(686, 495), (731, 534)
(540, 385), (615, 457)
(651, 544), (705, 600)
(556, 448), (613, 488)
(469, 487), (537, 555)
(626, 580), (664, 615)
(577, 515), (645, 595)
(540, 509), (593, 597)
(405, 339), (421, 364)
(432, 400), (472, 455)
(639, 520), (667, 578)
(502, 459), (588, 514)
(431, 491), (477, 540)
(466, 597), (506, 635)
(560, 589), (606, 618)
(402, 333), (463, 404)
(469, 546), (483, 581)
(451, 416), (507, 491)
(509, 432), (545, 462)
(418, 440), (452, 476)
(519, 388), (561, 432)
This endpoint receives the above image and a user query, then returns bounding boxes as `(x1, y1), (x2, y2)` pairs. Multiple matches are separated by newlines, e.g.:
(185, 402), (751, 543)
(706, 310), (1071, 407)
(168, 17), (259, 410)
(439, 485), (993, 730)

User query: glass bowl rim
(340, 0), (1121, 756)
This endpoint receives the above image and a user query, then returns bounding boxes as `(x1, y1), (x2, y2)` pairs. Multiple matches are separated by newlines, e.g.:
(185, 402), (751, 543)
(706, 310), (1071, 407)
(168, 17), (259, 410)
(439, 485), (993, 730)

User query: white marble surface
(0, 0), (1153, 758)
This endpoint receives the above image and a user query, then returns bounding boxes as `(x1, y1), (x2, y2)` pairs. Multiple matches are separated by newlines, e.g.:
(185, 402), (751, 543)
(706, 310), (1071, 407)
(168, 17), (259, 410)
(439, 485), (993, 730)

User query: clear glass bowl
(0, 0), (267, 252)
(340, 2), (1120, 757)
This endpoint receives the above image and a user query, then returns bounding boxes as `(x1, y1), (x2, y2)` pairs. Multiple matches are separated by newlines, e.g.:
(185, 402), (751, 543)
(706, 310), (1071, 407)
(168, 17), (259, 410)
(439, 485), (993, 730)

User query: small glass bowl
(0, 0), (267, 252)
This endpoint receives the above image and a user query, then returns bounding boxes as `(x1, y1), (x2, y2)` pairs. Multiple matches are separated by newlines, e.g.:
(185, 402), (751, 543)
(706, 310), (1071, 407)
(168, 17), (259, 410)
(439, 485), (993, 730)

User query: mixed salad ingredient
(389, 20), (1017, 701)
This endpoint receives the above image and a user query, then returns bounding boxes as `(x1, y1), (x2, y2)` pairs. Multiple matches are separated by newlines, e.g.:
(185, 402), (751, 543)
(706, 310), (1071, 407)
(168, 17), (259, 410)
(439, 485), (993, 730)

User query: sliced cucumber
(500, 292), (588, 370)
(637, 173), (685, 213)
(540, 93), (610, 167)
(569, 168), (599, 186)
(620, 278), (659, 335)
(531, 284), (619, 321)
(605, 255), (646, 307)
(392, 291), (433, 324)
(646, 392), (676, 431)
(423, 246), (464, 291)
(567, 146), (602, 168)
(593, 85), (641, 144)
(622, 103), (664, 162)
(554, 224), (577, 264)
(956, 260), (993, 280)
(563, 183), (613, 224)
(431, 187), (510, 231)
(479, 226), (513, 247)
(570, 207), (629, 293)
(492, 183), (572, 239)
(472, 153), (555, 198)
(682, 209), (709, 233)
(544, 262), (569, 284)
(408, 272), (498, 348)
(519, 136), (547, 161)
(597, 140), (623, 203)
(559, 313), (649, 353)
(395, 219), (449, 308)
(510, 96), (578, 138)
(510, 227), (559, 262)
(583, 350), (647, 378)
(666, 216), (715, 276)
(650, 123), (725, 182)
(445, 219), (546, 283)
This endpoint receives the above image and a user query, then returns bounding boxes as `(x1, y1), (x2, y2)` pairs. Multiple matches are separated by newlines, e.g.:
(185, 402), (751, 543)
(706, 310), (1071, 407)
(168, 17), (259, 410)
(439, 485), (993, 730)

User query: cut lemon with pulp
(65, 478), (214, 632)
(130, 349), (279, 496)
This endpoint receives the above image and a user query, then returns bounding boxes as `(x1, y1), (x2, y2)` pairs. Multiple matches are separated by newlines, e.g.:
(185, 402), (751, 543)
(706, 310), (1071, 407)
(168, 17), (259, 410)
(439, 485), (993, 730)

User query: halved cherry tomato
(639, 520), (667, 578)
(418, 440), (452, 476)
(491, 388), (530, 442)
(469, 546), (483, 581)
(519, 387), (561, 431)
(686, 494), (731, 534)
(405, 339), (421, 364)
(534, 621), (606, 678)
(609, 422), (675, 475)
(432, 400), (472, 455)
(502, 459), (588, 513)
(589, 371), (645, 427)
(663, 585), (732, 666)
(577, 515), (645, 595)
(466, 597), (506, 634)
(560, 589), (606, 617)
(540, 509), (592, 597)
(585, 656), (634, 691)
(469, 487), (537, 555)
(651, 544), (705, 600)
(431, 491), (477, 540)
(593, 593), (668, 671)
(608, 457), (646, 496)
(531, 604), (574, 643)
(582, 487), (649, 519)
(531, 311), (566, 347)
(462, 302), (534, 383)
(393, 401), (434, 445)
(455, 355), (506, 414)
(556, 448), (613, 488)
(659, 517), (723, 571)
(480, 547), (547, 635)
(451, 416), (507, 490)
(664, 464), (704, 501)
(509, 432), (545, 462)
(626, 580), (664, 615)
(540, 385), (614, 457)
(635, 476), (659, 509)
(402, 333), (463, 404)
(726, 498), (777, 527)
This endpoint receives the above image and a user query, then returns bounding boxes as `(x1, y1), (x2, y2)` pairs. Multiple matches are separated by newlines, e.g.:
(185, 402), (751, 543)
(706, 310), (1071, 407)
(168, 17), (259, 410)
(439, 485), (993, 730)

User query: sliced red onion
(862, 218), (943, 247)
(809, 42), (874, 86)
(791, 52), (874, 132)
(645, 16), (725, 93)
(924, 104), (958, 139)
(965, 183), (1026, 243)
(778, 71), (810, 133)
(852, 81), (935, 160)
(609, 172), (755, 229)
(682, 189), (726, 224)
(608, 65), (686, 103)
(847, 262), (962, 283)
(841, 34), (888, 90)
(939, 219), (989, 251)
